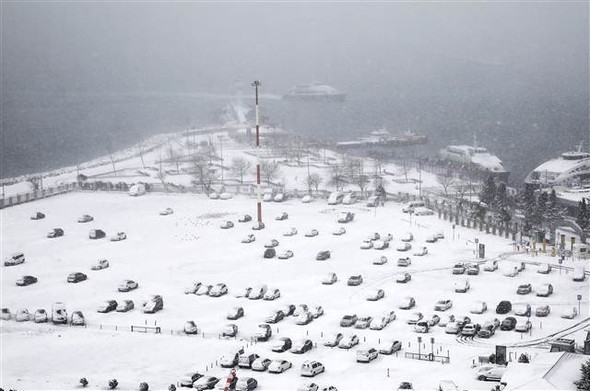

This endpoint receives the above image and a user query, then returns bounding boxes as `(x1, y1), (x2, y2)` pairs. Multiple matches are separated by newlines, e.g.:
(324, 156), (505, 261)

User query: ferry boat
(282, 83), (345, 102)
(438, 143), (509, 181)
(525, 143), (590, 187)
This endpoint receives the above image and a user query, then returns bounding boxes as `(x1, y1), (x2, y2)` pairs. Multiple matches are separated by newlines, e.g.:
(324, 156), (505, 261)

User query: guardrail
(0, 183), (77, 210)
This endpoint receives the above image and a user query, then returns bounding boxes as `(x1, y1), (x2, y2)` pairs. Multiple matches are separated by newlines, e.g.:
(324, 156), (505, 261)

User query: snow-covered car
(16, 275), (37, 286)
(263, 288), (281, 301)
(396, 272), (411, 283)
(219, 193), (233, 200)
(503, 266), (519, 277)
(340, 314), (358, 327)
(406, 312), (423, 325)
(220, 221), (234, 229)
(435, 231), (444, 239)
(434, 300), (453, 311)
(484, 260), (498, 271)
(514, 304), (532, 317)
(360, 240), (373, 249)
(332, 227), (346, 236)
(272, 337), (292, 352)
(193, 376), (220, 391)
(264, 239), (279, 248)
(298, 384), (319, 391)
(274, 193), (285, 202)
(316, 251), (331, 260)
(275, 212), (289, 221)
(338, 334), (360, 349)
(220, 353), (240, 368)
(369, 316), (389, 330)
(561, 307), (578, 319)
(322, 273), (337, 285)
(159, 208), (174, 216)
(356, 347), (379, 363)
(248, 285), (267, 300)
(537, 263), (552, 274)
(252, 221), (265, 231)
(413, 247), (428, 256)
(268, 359), (292, 373)
(414, 321), (430, 333)
(347, 275), (363, 286)
(91, 259), (109, 270)
(195, 284), (212, 296)
(397, 243), (412, 252)
(467, 263), (480, 275)
(238, 214), (252, 223)
(355, 316), (373, 329)
(291, 339), (314, 354)
(242, 234), (256, 243)
(427, 314), (441, 327)
(284, 227), (298, 236)
(470, 301), (488, 314)
(310, 306), (324, 318)
(366, 232), (380, 241)
(97, 300), (118, 313)
(438, 314), (456, 327)
(454, 279), (470, 293)
(118, 279), (138, 292)
(399, 296), (416, 310)
(397, 257), (411, 267)
(184, 320), (198, 334)
(178, 372), (203, 387)
(78, 214), (94, 223)
(414, 207), (434, 216)
(379, 340), (402, 355)
(295, 311), (313, 325)
(301, 194), (313, 203)
(266, 310), (285, 324)
(116, 300), (134, 312)
(366, 289), (385, 301)
(384, 310), (397, 323)
(47, 228), (64, 238)
(516, 261), (526, 272)
(452, 263), (466, 274)
(185, 281), (202, 294)
(536, 283), (553, 297)
(251, 358), (272, 371)
(401, 232), (414, 242)
(209, 192), (219, 199)
(235, 377), (258, 391)
(4, 252), (25, 266)
(425, 235), (438, 243)
(445, 322), (461, 334)
(278, 250), (294, 259)
(305, 229), (319, 237)
(337, 211), (355, 223)
(221, 324), (238, 338)
(323, 332), (343, 347)
(110, 232), (127, 241)
(373, 256), (388, 265)
(227, 306), (244, 320)
(373, 240), (389, 250)
(209, 283), (228, 297)
(475, 366), (506, 382)
(516, 283), (532, 295)
(535, 305), (551, 317)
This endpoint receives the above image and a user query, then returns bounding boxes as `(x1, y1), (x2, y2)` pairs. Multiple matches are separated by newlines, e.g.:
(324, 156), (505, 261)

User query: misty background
(1, 1), (588, 183)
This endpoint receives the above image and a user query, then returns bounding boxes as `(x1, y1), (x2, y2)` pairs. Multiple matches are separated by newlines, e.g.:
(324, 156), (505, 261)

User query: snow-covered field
(2, 191), (588, 390)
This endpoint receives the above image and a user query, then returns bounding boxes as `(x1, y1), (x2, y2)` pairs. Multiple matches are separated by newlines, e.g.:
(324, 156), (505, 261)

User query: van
(327, 192), (344, 205)
(52, 302), (68, 324)
(238, 353), (260, 368)
(342, 193), (357, 205)
(573, 267), (586, 282)
(366, 196), (379, 207)
(300, 360), (325, 377)
(4, 252), (25, 266)
(402, 200), (425, 213)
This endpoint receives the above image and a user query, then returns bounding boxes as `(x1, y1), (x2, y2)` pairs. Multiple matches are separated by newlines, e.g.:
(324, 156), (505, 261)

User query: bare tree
(328, 165), (345, 191)
(261, 160), (281, 185)
(192, 155), (218, 193)
(285, 136), (307, 166)
(230, 157), (252, 184)
(167, 140), (180, 173)
(355, 174), (370, 198)
(304, 173), (323, 194)
(437, 174), (455, 198)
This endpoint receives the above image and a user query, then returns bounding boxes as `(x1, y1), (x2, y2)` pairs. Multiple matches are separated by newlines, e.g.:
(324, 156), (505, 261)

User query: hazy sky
(3, 1), (588, 96)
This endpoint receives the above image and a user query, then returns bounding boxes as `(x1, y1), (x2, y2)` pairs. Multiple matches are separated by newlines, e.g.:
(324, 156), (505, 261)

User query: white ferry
(525, 144), (590, 186)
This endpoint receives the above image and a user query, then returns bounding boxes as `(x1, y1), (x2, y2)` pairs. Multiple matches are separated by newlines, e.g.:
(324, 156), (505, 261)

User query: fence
(404, 352), (450, 364)
(0, 183), (78, 210)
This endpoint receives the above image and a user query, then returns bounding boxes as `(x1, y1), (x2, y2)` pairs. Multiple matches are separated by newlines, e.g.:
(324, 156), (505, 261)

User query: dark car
(283, 304), (296, 316)
(97, 300), (118, 313)
(47, 228), (64, 238)
(266, 310), (285, 324)
(67, 272), (87, 283)
(291, 339), (313, 354)
(16, 275), (38, 286)
(477, 325), (496, 338)
(264, 248), (276, 259)
(516, 283), (532, 295)
(272, 337), (292, 352)
(347, 275), (363, 286)
(31, 212), (46, 220)
(340, 314), (358, 327)
(500, 317), (517, 331)
(316, 251), (331, 261)
(496, 301), (512, 314)
(227, 306), (244, 320)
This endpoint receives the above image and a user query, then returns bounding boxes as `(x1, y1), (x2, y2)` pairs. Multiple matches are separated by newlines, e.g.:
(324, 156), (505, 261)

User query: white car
(110, 232), (127, 241)
(397, 257), (411, 267)
(360, 240), (373, 249)
(475, 365), (506, 381)
(242, 234), (256, 243)
(322, 273), (338, 285)
(338, 334), (360, 349)
(301, 194), (313, 203)
(414, 207), (434, 216)
(397, 243), (412, 252)
(434, 300), (453, 311)
(401, 232), (414, 242)
(209, 283), (228, 297)
(91, 259), (110, 270)
(284, 227), (298, 236)
(454, 279), (470, 293)
(305, 229), (319, 237)
(159, 207), (174, 215)
(268, 359), (292, 373)
(503, 266), (519, 277)
(356, 348), (378, 363)
(561, 307), (578, 319)
(366, 289), (385, 301)
(483, 260), (498, 271)
(373, 256), (388, 265)
(413, 247), (428, 256)
(278, 250), (294, 259)
(369, 316), (389, 330)
(332, 227), (346, 236)
(373, 240), (389, 250)
(263, 289), (281, 301)
(470, 301), (488, 314)
(220, 220), (234, 229)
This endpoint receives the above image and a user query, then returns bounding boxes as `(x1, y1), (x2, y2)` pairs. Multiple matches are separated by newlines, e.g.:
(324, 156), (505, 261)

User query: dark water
(2, 85), (588, 184)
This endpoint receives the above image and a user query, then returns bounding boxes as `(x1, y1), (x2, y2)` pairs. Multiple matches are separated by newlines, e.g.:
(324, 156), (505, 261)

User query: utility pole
(252, 80), (263, 224)
(218, 135), (224, 184)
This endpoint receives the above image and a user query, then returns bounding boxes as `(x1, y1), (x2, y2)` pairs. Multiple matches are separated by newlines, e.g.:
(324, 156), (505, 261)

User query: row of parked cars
(2, 303), (86, 325)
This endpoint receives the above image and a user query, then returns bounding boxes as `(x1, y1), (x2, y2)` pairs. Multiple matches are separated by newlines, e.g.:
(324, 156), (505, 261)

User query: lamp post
(252, 80), (263, 223)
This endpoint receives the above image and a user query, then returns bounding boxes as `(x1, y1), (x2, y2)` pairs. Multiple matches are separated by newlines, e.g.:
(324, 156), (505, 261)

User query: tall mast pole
(252, 80), (263, 223)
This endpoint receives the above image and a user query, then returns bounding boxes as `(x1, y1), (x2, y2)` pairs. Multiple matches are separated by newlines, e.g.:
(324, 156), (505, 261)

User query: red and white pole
(252, 80), (262, 223)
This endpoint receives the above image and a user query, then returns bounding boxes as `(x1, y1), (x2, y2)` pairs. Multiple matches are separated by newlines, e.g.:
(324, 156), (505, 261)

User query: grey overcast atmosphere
(1, 1), (589, 182)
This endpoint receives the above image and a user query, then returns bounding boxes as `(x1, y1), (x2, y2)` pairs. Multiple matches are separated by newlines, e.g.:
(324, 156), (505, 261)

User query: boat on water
(525, 143), (590, 187)
(336, 129), (427, 149)
(438, 143), (509, 182)
(282, 83), (345, 102)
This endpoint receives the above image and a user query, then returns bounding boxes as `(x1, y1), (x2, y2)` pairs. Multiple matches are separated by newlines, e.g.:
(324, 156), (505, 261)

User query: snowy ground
(2, 191), (588, 390)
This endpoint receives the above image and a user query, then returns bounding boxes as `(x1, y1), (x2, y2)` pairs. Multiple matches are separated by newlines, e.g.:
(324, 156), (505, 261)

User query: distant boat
(525, 143), (590, 187)
(438, 144), (509, 181)
(282, 83), (345, 102)
(337, 129), (427, 149)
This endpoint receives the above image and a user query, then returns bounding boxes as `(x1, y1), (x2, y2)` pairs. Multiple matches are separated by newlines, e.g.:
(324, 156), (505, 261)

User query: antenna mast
(252, 80), (263, 224)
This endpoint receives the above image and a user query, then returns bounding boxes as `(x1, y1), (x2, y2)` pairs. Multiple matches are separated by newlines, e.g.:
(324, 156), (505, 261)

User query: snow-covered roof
(439, 145), (507, 172)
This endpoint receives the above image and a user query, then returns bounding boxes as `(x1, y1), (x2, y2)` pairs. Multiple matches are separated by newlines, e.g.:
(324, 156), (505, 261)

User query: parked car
(47, 228), (64, 238)
(67, 272), (87, 283)
(89, 229), (106, 239)
(340, 314), (358, 327)
(178, 372), (203, 387)
(427, 314), (441, 327)
(220, 352), (240, 368)
(236, 377), (258, 391)
(159, 208), (174, 216)
(275, 212), (289, 221)
(238, 353), (260, 369)
(310, 306), (324, 319)
(438, 314), (456, 327)
(31, 212), (46, 220)
(34, 309), (48, 323)
(238, 214), (252, 223)
(252, 358), (272, 371)
(454, 279), (470, 293)
(397, 257), (411, 267)
(16, 275), (37, 286)
(253, 324), (272, 342)
(251, 221), (265, 230)
(305, 229), (319, 237)
(196, 284), (212, 296)
(2, 308), (12, 320)
(516, 283), (532, 295)
(414, 321), (430, 333)
(272, 337), (293, 352)
(467, 264), (480, 275)
(515, 320), (533, 332)
(142, 295), (164, 313)
(264, 239), (280, 248)
(397, 243), (412, 252)
(444, 322), (462, 334)
(373, 256), (388, 265)
(210, 283), (228, 297)
(184, 320), (198, 334)
(116, 300), (134, 312)
(470, 301), (488, 314)
(337, 211), (355, 223)
(284, 227), (298, 236)
(360, 239), (374, 249)
(398, 382), (414, 390)
(425, 235), (438, 243)
(379, 340), (402, 355)
(293, 304), (309, 316)
(185, 281), (203, 294)
(503, 266), (519, 277)
(514, 304), (532, 317)
(406, 312), (423, 325)
(477, 325), (496, 339)
(300, 361), (324, 377)
(496, 301), (512, 314)
(266, 310), (285, 324)
(414, 207), (434, 216)
(369, 316), (389, 331)
(434, 300), (453, 311)
(323, 333), (343, 347)
(356, 347), (379, 363)
(315, 250), (331, 261)
(268, 359), (292, 373)
(91, 259), (109, 270)
(292, 339), (314, 354)
(249, 285), (268, 300)
(347, 275), (363, 286)
(242, 234), (256, 243)
(399, 296), (416, 310)
(461, 323), (480, 336)
(220, 221), (234, 229)
(476, 366), (506, 382)
(263, 288), (281, 301)
(52, 303), (68, 324)
(500, 317), (517, 330)
(338, 334), (360, 349)
(97, 300), (118, 313)
(193, 376), (220, 391)
(413, 247), (428, 256)
(483, 260), (498, 271)
(227, 306), (244, 320)
(367, 289), (385, 301)
(516, 261), (526, 272)
(452, 263), (466, 274)
(77, 214), (93, 223)
(110, 232), (127, 241)
(537, 263), (552, 274)
(372, 240), (388, 251)
(118, 280), (138, 292)
(295, 311), (313, 326)
(322, 273), (338, 285)
(396, 272), (412, 283)
(264, 248), (276, 259)
(332, 227), (346, 236)
(4, 252), (25, 266)
(561, 307), (578, 319)
(536, 283), (553, 297)
(355, 316), (373, 329)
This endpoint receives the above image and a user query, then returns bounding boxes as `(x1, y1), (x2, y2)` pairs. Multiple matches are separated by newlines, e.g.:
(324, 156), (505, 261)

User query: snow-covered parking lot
(2, 192), (588, 390)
